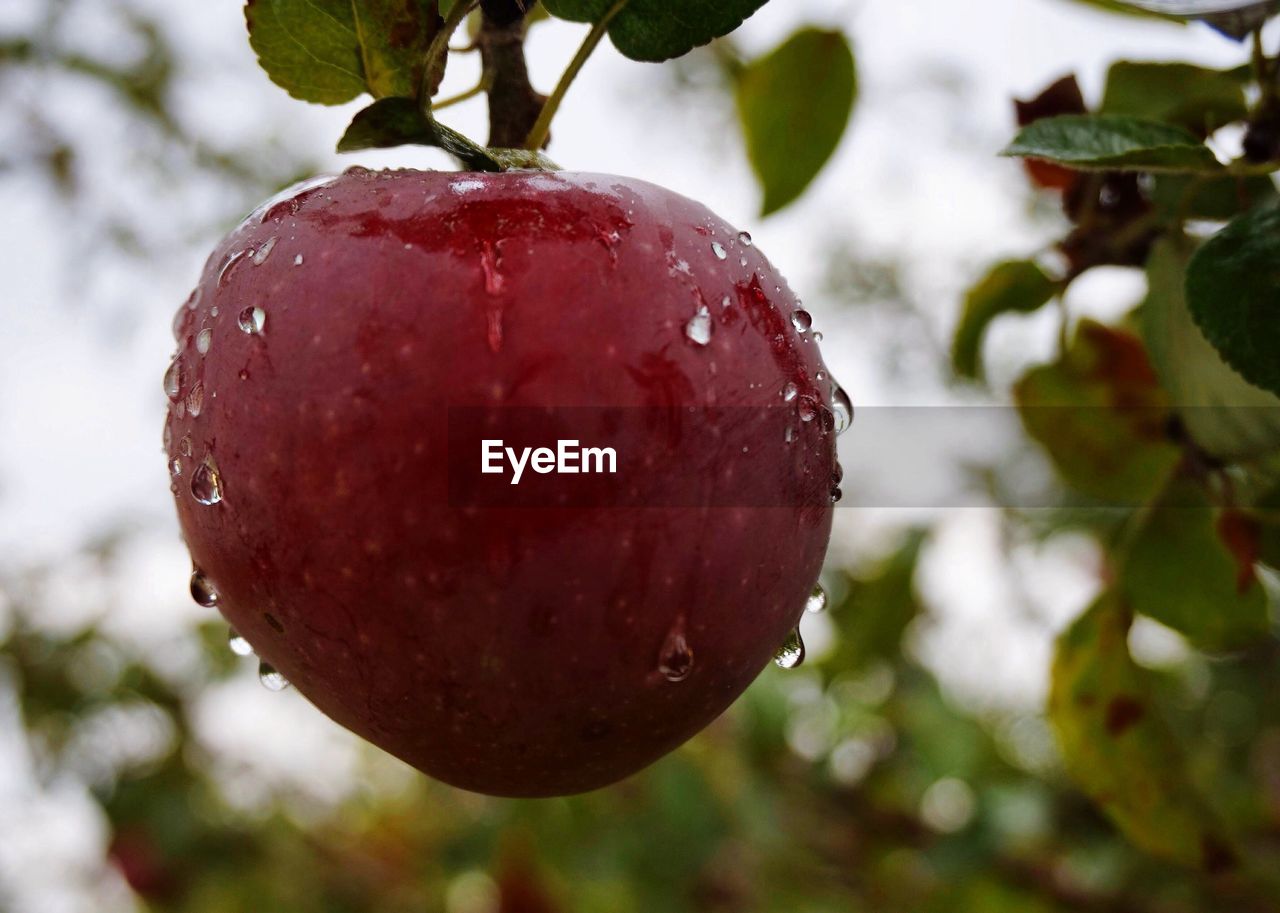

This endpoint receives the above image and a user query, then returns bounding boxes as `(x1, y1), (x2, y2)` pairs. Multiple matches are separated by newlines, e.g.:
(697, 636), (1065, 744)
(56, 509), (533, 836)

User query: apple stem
(523, 0), (630, 151)
(420, 0), (482, 117)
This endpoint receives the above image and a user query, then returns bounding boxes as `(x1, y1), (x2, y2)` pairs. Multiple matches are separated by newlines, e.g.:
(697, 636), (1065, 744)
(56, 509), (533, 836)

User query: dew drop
(179, 434), (192, 457)
(190, 569), (218, 607)
(238, 306), (266, 335)
(739, 256), (748, 267)
(191, 454), (223, 505)
(831, 486), (844, 503)
(832, 384), (854, 435)
(833, 462), (844, 484)
(784, 425), (795, 444)
(798, 395), (818, 423)
(185, 382), (204, 418)
(720, 294), (732, 309)
(711, 241), (728, 260)
(229, 628), (254, 656)
(685, 304), (713, 346)
(813, 331), (824, 342)
(252, 236), (277, 265)
(816, 370), (827, 382)
(738, 231), (753, 247)
(258, 661), (290, 691)
(196, 328), (212, 355)
(217, 249), (249, 287)
(774, 628), (806, 669)
(657, 622), (694, 683)
(210, 306), (219, 318)
(163, 358), (183, 401)
(782, 382), (798, 403)
(169, 458), (182, 477)
(791, 310), (813, 333)
(805, 584), (828, 614)
(293, 254), (304, 267)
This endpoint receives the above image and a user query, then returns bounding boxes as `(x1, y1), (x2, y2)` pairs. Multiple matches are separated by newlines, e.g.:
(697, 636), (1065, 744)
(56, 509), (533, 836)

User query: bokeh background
(3, 1), (1279, 911)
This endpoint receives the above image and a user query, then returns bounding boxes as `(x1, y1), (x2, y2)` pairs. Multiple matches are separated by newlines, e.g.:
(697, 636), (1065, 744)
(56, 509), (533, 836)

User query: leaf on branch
(1015, 321), (1181, 503)
(541, 0), (770, 62)
(1149, 173), (1276, 222)
(338, 98), (500, 169)
(951, 260), (1057, 381)
(1142, 237), (1280, 460)
(1101, 61), (1248, 134)
(1186, 200), (1280, 397)
(734, 28), (856, 216)
(1049, 594), (1238, 872)
(245, 0), (439, 104)
(1003, 114), (1222, 173)
(818, 530), (925, 680)
(1119, 481), (1271, 650)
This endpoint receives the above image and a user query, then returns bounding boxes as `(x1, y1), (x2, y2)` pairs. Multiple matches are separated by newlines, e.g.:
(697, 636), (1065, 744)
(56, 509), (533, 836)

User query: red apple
(165, 168), (840, 797)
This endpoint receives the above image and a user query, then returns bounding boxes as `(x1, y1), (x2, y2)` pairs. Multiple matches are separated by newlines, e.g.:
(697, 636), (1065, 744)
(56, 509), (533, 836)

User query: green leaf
(952, 260), (1057, 381)
(1015, 321), (1181, 503)
(338, 99), (561, 172)
(734, 28), (856, 216)
(820, 530), (925, 678)
(1150, 173), (1276, 222)
(1142, 237), (1280, 460)
(1002, 114), (1221, 173)
(245, 0), (437, 104)
(1120, 482), (1271, 651)
(1049, 594), (1238, 871)
(1186, 200), (1280, 398)
(337, 98), (495, 169)
(1101, 61), (1248, 133)
(541, 0), (770, 62)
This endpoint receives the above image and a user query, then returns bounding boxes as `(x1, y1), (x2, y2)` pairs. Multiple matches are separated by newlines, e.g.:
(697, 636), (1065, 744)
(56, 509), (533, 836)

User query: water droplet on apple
(196, 328), (212, 355)
(191, 455), (223, 505)
(711, 241), (727, 260)
(258, 661), (290, 691)
(831, 384), (853, 434)
(294, 254), (304, 267)
(218, 250), (248, 287)
(185, 382), (204, 418)
(805, 585), (827, 614)
(685, 304), (713, 346)
(791, 310), (813, 333)
(798, 396), (818, 422)
(179, 434), (192, 458)
(774, 628), (806, 669)
(252, 236), (277, 265)
(782, 382), (798, 402)
(831, 486), (843, 503)
(833, 462), (844, 484)
(657, 622), (694, 682)
(720, 294), (732, 309)
(169, 458), (182, 477)
(738, 231), (753, 247)
(812, 331), (824, 342)
(163, 358), (183, 400)
(238, 306), (266, 335)
(229, 628), (254, 656)
(784, 425), (795, 444)
(190, 569), (218, 607)
(480, 243), (504, 295)
(815, 370), (827, 382)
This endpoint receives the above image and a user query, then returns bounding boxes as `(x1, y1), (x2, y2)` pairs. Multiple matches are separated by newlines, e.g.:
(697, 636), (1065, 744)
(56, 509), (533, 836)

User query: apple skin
(166, 168), (837, 797)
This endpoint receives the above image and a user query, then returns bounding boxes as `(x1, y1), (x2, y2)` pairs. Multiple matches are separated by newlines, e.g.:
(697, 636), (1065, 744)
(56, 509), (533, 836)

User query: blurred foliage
(4, 1), (1280, 912)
